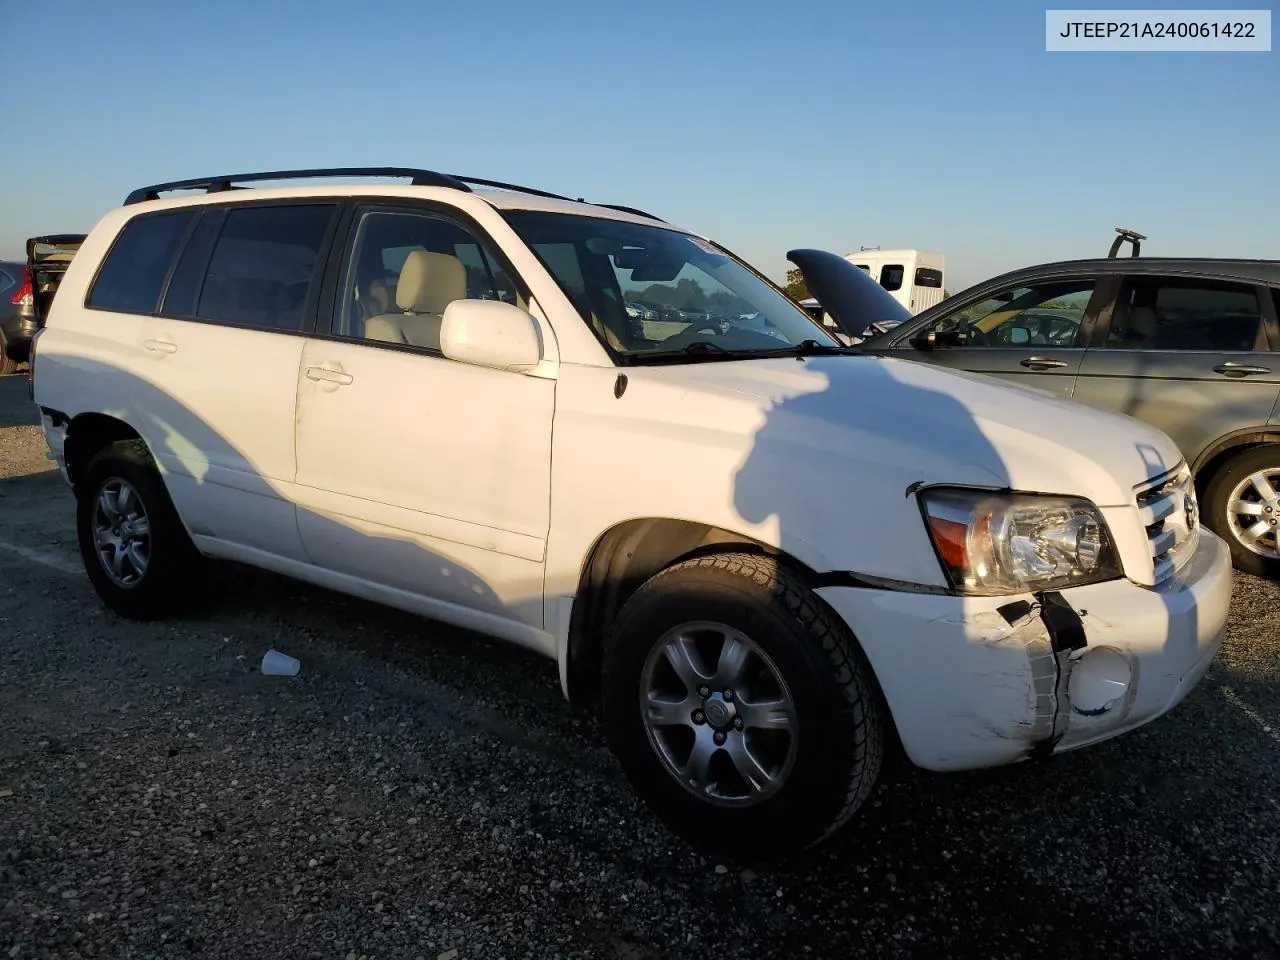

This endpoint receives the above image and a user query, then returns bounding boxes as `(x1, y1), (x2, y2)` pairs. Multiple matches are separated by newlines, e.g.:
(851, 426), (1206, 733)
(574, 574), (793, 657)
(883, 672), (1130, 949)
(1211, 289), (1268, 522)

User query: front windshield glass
(501, 211), (840, 361)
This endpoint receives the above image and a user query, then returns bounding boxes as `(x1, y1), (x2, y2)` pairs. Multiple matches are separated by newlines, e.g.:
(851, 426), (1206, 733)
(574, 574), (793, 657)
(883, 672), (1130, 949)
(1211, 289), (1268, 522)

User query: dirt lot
(0, 373), (1278, 959)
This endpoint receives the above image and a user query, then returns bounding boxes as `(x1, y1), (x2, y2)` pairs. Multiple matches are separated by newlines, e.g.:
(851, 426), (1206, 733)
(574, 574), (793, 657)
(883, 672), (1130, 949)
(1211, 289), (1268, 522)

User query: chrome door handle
(142, 338), (177, 355)
(304, 365), (353, 385)
(1020, 356), (1068, 370)
(1213, 362), (1271, 377)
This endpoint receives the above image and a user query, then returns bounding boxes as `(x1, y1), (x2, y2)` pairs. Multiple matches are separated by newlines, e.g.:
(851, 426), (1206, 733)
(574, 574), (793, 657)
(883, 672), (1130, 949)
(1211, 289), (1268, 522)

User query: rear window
(87, 211), (195, 315)
(0, 270), (13, 295)
(880, 264), (905, 291)
(915, 267), (943, 288)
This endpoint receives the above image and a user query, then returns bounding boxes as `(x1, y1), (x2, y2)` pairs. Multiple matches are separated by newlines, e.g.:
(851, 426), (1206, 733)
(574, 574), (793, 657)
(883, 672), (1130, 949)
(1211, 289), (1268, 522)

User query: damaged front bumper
(815, 528), (1232, 772)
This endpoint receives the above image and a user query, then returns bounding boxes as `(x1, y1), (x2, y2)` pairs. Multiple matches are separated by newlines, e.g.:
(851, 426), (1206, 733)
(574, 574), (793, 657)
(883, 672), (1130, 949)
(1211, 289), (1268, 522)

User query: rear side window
(86, 211), (195, 314)
(915, 267), (943, 288)
(194, 204), (335, 332)
(880, 264), (905, 291)
(1107, 277), (1262, 351)
(161, 211), (227, 318)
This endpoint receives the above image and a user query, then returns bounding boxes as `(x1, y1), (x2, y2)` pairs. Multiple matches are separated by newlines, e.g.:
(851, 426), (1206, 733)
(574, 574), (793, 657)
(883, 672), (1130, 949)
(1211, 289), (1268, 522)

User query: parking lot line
(0, 538), (83, 576)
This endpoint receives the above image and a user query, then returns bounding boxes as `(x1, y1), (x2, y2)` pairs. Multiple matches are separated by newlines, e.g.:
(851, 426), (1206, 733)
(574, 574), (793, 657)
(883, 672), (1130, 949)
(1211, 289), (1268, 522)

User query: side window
(929, 279), (1096, 348)
(880, 264), (905, 291)
(194, 204), (334, 332)
(915, 267), (943, 288)
(160, 211), (226, 318)
(86, 210), (195, 314)
(335, 209), (516, 351)
(1106, 278), (1262, 351)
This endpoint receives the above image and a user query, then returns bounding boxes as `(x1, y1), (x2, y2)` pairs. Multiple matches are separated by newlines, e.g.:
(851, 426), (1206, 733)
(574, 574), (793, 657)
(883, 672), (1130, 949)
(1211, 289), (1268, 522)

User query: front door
(1072, 274), (1280, 470)
(291, 203), (555, 632)
(875, 275), (1114, 397)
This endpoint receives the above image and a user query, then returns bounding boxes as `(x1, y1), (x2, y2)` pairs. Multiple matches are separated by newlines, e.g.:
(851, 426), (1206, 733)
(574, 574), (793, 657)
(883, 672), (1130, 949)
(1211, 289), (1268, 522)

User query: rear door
(1072, 273), (1280, 468)
(863, 273), (1116, 398)
(132, 200), (341, 562)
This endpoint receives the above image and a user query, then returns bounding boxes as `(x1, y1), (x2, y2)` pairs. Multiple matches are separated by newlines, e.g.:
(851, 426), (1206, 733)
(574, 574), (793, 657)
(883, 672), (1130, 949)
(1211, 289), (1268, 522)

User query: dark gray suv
(858, 249), (1280, 578)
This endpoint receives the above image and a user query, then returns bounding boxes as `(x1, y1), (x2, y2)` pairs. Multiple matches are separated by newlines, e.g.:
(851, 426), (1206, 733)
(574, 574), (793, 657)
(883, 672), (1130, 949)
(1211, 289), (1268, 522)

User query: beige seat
(1127, 306), (1157, 345)
(364, 250), (467, 350)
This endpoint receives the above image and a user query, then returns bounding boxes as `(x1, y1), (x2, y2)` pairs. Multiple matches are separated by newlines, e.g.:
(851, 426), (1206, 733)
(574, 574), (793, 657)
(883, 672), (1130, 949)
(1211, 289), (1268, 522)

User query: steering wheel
(681, 317), (724, 336)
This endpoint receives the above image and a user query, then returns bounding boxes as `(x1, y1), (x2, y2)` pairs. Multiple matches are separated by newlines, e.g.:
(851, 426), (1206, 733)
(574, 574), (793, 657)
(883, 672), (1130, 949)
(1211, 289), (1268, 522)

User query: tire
(0, 332), (17, 376)
(76, 439), (206, 619)
(602, 552), (883, 859)
(1204, 445), (1280, 579)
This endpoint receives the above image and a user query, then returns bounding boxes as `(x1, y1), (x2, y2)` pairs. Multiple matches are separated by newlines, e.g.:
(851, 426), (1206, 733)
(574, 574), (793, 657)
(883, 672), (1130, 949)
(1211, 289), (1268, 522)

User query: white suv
(31, 168), (1232, 857)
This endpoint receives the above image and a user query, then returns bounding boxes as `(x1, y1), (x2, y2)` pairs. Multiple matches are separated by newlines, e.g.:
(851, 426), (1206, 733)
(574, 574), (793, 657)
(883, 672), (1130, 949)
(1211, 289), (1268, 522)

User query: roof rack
(1108, 226), (1146, 258)
(595, 203), (666, 222)
(124, 167), (472, 205)
(122, 166), (667, 221)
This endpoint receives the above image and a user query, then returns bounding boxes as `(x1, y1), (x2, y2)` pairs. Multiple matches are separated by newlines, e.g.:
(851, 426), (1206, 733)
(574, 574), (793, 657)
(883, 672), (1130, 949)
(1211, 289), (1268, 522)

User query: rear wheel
(602, 552), (883, 859)
(1204, 445), (1280, 578)
(76, 440), (206, 619)
(0, 332), (18, 376)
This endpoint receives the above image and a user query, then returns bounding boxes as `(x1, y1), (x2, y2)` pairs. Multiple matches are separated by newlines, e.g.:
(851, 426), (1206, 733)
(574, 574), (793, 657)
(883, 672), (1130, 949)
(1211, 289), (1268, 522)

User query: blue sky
(2, 0), (1276, 290)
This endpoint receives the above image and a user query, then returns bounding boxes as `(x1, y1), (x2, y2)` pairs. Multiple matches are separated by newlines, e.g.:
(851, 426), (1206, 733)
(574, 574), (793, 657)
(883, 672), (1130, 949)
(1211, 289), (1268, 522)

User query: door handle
(1213, 362), (1271, 377)
(304, 365), (353, 386)
(142, 338), (178, 355)
(1020, 356), (1068, 370)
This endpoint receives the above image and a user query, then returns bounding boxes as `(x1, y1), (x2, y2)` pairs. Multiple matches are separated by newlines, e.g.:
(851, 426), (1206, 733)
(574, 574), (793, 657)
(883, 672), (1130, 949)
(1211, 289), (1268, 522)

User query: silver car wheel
(639, 621), (798, 807)
(92, 478), (152, 588)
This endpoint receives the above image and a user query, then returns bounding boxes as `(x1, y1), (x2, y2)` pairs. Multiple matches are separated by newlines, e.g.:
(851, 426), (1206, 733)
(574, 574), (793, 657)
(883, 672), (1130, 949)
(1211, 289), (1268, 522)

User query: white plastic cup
(261, 649), (301, 677)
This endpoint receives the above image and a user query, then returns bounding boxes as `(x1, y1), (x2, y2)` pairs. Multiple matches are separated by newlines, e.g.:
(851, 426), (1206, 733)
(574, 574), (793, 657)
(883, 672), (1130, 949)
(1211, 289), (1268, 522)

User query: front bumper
(816, 529), (1232, 772)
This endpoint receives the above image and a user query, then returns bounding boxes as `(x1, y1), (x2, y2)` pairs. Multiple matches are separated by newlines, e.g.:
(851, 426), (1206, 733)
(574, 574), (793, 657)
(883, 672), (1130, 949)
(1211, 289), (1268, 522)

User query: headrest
(1128, 306), (1157, 339)
(397, 250), (467, 315)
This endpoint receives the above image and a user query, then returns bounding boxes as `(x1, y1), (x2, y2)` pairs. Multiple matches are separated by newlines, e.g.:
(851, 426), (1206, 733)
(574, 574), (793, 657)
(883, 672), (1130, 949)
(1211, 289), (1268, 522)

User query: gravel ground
(1, 373), (1278, 959)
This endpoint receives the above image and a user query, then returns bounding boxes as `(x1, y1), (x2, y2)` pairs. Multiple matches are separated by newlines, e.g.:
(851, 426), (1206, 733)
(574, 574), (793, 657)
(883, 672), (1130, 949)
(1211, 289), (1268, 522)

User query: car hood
(651, 353), (1181, 507)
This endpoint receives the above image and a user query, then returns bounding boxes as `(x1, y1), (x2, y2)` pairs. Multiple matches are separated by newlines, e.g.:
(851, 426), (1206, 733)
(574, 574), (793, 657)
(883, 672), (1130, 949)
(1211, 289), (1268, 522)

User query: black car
(2, 235), (85, 372)
(851, 229), (1280, 577)
(0, 259), (32, 375)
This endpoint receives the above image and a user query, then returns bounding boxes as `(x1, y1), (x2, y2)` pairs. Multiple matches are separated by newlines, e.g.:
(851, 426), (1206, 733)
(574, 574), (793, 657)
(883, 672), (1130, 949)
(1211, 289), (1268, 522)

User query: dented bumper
(815, 529), (1232, 772)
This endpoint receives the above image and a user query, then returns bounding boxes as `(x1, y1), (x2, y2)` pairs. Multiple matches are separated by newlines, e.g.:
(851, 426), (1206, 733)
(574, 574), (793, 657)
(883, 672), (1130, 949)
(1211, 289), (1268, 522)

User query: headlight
(920, 488), (1121, 595)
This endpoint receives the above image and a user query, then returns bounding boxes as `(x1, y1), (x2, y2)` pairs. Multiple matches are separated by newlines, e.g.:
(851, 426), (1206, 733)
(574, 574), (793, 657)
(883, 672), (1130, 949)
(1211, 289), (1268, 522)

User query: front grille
(1136, 464), (1200, 583)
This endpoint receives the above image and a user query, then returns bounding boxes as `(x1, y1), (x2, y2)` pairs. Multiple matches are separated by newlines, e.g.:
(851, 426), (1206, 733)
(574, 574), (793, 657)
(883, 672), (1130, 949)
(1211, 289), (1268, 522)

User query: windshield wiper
(621, 338), (859, 366)
(622, 341), (746, 365)
(787, 339), (861, 357)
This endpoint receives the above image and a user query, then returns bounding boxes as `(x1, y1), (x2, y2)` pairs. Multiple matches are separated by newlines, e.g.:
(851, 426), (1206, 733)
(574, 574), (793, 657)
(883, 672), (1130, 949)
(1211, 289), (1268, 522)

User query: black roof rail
(1108, 226), (1146, 258)
(595, 203), (666, 222)
(124, 167), (472, 204)
(123, 166), (666, 222)
(451, 175), (577, 203)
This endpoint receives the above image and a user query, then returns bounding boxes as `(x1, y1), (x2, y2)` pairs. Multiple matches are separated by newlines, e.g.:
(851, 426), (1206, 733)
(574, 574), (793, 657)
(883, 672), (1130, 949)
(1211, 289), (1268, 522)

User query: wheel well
(63, 414), (143, 488)
(564, 518), (819, 707)
(1195, 435), (1280, 500)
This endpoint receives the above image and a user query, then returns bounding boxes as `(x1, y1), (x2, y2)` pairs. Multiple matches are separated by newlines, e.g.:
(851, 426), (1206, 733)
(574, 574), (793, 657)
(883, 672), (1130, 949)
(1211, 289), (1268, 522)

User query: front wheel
(76, 439), (207, 619)
(602, 552), (883, 859)
(1204, 445), (1280, 579)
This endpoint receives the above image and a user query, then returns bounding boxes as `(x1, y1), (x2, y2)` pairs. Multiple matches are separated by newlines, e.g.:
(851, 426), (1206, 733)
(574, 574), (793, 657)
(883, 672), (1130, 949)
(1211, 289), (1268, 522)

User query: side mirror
(909, 328), (938, 351)
(441, 299), (542, 372)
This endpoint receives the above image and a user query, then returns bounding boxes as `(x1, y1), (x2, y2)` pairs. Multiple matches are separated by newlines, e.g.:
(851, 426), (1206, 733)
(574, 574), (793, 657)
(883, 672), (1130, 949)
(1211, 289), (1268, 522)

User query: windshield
(502, 211), (840, 361)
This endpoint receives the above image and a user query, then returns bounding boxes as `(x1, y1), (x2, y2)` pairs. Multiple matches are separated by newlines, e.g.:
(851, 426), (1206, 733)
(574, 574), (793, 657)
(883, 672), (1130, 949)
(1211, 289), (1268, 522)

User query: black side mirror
(910, 329), (938, 351)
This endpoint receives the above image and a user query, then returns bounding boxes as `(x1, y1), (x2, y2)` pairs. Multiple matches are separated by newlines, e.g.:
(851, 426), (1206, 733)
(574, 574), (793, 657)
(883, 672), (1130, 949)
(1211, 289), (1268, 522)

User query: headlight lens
(920, 488), (1121, 595)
